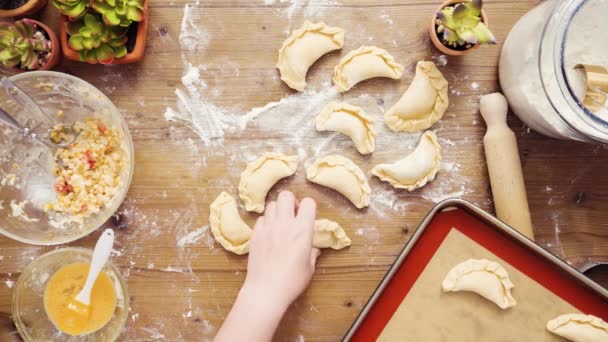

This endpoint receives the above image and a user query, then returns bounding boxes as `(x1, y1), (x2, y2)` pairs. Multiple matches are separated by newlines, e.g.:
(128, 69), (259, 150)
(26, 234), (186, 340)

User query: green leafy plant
(66, 13), (128, 64)
(51, 0), (89, 20)
(436, 0), (496, 49)
(91, 0), (145, 27)
(0, 19), (52, 70)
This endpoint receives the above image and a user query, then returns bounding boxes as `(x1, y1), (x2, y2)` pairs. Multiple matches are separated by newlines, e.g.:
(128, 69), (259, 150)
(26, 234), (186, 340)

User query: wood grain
(1, 0), (607, 341)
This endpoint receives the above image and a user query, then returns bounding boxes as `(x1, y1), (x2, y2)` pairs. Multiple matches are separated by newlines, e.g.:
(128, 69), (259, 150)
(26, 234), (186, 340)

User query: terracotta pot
(60, 0), (149, 65)
(8, 19), (61, 73)
(429, 0), (489, 56)
(0, 0), (47, 18)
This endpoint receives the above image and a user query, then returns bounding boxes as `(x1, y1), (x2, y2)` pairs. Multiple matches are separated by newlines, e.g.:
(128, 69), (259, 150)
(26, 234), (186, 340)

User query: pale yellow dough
(372, 131), (441, 191)
(209, 194), (351, 255)
(547, 314), (608, 342)
(316, 102), (376, 155)
(333, 46), (404, 93)
(209, 192), (252, 255)
(277, 21), (345, 91)
(442, 258), (517, 310)
(313, 219), (352, 250)
(385, 61), (449, 132)
(306, 155), (371, 209)
(238, 152), (299, 213)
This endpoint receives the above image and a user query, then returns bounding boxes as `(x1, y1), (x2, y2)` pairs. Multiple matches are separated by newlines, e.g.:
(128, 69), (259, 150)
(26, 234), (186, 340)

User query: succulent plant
(0, 19), (52, 70)
(436, 0), (496, 48)
(51, 0), (90, 20)
(91, 0), (145, 27)
(66, 13), (128, 64)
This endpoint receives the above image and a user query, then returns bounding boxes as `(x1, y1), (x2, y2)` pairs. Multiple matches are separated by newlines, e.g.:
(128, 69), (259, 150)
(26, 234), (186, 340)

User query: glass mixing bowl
(12, 248), (129, 341)
(0, 71), (134, 245)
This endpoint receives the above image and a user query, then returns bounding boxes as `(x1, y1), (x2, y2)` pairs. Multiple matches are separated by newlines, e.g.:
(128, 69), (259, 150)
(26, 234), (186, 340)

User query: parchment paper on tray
(378, 228), (579, 341)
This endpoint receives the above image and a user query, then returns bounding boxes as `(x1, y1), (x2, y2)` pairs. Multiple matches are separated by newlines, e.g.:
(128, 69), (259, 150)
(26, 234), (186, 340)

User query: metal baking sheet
(344, 199), (608, 341)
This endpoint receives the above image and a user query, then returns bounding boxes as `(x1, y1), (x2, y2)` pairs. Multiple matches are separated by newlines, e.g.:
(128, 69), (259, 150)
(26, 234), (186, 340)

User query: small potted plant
(0, 0), (48, 18)
(0, 19), (61, 72)
(430, 0), (496, 56)
(53, 0), (148, 64)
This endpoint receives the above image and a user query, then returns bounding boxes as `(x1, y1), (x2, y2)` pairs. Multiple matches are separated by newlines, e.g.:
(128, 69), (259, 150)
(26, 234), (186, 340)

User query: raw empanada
(277, 21), (345, 91)
(209, 192), (252, 255)
(372, 131), (441, 191)
(313, 219), (352, 250)
(306, 155), (371, 209)
(547, 314), (608, 342)
(385, 61), (449, 132)
(316, 102), (376, 155)
(333, 46), (404, 93)
(238, 152), (299, 213)
(442, 259), (517, 310)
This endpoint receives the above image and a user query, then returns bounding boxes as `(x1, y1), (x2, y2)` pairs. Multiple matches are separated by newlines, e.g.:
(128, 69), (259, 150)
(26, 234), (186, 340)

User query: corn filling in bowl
(44, 118), (125, 224)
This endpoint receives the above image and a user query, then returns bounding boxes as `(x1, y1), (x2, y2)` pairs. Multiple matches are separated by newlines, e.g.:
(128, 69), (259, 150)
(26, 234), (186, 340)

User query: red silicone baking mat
(346, 201), (608, 341)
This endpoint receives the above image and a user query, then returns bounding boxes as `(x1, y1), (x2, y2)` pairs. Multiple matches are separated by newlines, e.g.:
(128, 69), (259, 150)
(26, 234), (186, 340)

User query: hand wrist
(238, 281), (291, 317)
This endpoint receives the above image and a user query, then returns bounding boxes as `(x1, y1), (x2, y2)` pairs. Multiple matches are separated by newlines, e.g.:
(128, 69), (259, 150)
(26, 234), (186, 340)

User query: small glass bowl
(12, 248), (128, 341)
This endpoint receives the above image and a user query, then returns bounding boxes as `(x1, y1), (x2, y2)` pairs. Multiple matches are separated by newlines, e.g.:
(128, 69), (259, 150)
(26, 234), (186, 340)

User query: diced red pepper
(83, 150), (96, 169)
(55, 180), (74, 194)
(81, 203), (88, 213)
(97, 123), (106, 134)
(55, 183), (66, 193)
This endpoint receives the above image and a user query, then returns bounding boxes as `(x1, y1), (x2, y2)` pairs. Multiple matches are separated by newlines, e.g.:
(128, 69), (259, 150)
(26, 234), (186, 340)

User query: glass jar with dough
(499, 0), (608, 142)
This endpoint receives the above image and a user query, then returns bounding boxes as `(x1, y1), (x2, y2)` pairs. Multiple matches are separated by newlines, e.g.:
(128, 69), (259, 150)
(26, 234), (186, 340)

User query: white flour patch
(279, 0), (340, 19)
(355, 227), (381, 244)
(177, 226), (210, 248)
(380, 12), (394, 25)
(180, 0), (208, 56)
(202, 319), (215, 334)
(160, 266), (185, 273)
(141, 327), (166, 340)
(421, 184), (467, 203)
(5, 279), (14, 288)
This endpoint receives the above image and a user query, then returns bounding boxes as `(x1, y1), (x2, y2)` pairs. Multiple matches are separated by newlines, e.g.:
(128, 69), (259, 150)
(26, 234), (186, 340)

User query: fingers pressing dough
(372, 131), (441, 191)
(306, 155), (371, 209)
(316, 101), (376, 155)
(238, 152), (299, 213)
(333, 46), (404, 93)
(277, 21), (345, 91)
(442, 259), (517, 310)
(209, 195), (351, 255)
(384, 61), (449, 132)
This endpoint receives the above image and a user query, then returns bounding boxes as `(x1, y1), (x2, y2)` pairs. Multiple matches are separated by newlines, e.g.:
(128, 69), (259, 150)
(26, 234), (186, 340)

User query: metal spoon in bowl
(0, 77), (81, 148)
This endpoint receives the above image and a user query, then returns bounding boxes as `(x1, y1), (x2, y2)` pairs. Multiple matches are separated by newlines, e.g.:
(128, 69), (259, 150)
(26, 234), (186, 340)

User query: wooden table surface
(1, 0), (608, 341)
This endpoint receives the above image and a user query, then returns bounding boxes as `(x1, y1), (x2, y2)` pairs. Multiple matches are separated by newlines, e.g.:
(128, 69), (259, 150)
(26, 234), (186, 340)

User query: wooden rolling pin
(480, 93), (534, 239)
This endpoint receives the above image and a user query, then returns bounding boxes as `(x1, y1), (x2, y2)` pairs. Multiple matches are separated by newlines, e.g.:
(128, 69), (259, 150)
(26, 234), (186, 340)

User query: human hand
(242, 191), (320, 311)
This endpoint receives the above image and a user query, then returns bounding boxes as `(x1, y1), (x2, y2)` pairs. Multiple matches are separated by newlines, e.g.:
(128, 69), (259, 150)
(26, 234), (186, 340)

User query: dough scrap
(316, 101), (376, 155)
(372, 131), (441, 191)
(442, 258), (517, 310)
(209, 192), (252, 255)
(333, 46), (404, 93)
(238, 152), (299, 213)
(313, 219), (352, 250)
(547, 314), (608, 342)
(385, 61), (449, 132)
(306, 155), (371, 209)
(277, 21), (345, 91)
